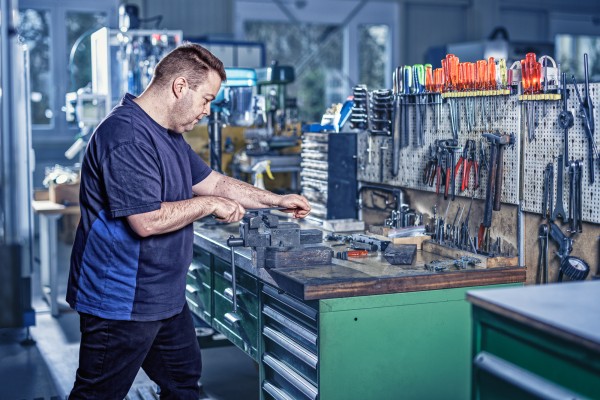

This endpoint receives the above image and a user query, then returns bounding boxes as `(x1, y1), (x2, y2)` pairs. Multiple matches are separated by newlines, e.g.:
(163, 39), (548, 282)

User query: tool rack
(356, 83), (600, 224)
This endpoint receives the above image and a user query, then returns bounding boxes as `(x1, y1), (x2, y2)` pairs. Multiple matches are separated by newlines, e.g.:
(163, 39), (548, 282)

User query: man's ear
(172, 76), (188, 99)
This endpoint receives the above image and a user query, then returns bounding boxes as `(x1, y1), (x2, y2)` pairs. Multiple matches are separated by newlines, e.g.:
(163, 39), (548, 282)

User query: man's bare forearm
(127, 196), (218, 237)
(211, 174), (281, 208)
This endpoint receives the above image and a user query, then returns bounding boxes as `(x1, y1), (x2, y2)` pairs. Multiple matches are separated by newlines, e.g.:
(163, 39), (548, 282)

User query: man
(67, 42), (310, 399)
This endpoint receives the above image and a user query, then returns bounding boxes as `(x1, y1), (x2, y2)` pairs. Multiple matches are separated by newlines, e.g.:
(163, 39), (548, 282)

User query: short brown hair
(151, 42), (226, 90)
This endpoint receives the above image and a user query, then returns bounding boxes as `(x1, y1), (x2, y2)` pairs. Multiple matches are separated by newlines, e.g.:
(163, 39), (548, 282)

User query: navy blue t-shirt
(67, 93), (212, 321)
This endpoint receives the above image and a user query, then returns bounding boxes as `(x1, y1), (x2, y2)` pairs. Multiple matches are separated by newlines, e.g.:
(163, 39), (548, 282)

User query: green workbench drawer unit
(468, 281), (600, 400)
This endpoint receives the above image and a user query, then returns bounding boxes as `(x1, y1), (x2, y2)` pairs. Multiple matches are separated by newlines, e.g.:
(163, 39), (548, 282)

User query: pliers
(423, 145), (437, 186)
(454, 140), (479, 191)
(435, 149), (448, 196)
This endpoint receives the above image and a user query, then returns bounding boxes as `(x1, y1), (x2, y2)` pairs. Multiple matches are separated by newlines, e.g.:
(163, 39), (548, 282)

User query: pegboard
(521, 82), (600, 224)
(357, 94), (522, 205)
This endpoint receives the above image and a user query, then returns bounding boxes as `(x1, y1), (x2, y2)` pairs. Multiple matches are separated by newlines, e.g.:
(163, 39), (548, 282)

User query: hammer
(478, 132), (514, 248)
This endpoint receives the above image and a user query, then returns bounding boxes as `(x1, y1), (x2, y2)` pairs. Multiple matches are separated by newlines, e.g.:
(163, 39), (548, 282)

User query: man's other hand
(277, 194), (311, 219)
(212, 197), (246, 223)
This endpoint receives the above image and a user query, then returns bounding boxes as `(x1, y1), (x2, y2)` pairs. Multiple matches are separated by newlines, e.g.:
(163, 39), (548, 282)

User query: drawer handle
(223, 287), (242, 301)
(263, 306), (317, 346)
(263, 381), (294, 400)
(474, 352), (588, 399)
(262, 285), (318, 321)
(263, 354), (318, 400)
(263, 326), (318, 369)
(185, 284), (199, 294)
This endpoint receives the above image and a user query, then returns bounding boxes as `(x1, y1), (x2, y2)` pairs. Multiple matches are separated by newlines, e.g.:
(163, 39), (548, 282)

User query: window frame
(19, 0), (118, 144)
(233, 0), (399, 96)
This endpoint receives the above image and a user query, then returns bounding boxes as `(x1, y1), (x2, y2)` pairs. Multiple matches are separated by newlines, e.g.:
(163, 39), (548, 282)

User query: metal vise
(230, 209), (332, 269)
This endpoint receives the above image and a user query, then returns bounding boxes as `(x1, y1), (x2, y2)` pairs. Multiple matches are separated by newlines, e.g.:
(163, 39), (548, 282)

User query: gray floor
(0, 235), (259, 400)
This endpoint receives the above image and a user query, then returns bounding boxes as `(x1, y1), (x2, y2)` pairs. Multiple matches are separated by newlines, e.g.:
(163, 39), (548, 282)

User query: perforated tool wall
(356, 83), (600, 224)
(357, 94), (522, 205)
(521, 83), (600, 224)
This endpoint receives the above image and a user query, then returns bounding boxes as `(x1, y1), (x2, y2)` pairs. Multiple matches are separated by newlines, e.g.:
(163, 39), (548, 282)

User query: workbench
(189, 219), (525, 400)
(468, 281), (600, 400)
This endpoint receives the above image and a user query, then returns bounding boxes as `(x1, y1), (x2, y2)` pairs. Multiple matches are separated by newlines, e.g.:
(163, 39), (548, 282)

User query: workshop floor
(0, 237), (259, 400)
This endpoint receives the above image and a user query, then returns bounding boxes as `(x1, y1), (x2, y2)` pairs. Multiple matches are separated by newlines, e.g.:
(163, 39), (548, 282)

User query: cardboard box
(49, 181), (80, 205)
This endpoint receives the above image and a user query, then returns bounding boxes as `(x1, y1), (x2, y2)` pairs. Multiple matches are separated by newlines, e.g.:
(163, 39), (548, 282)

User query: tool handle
(444, 167), (451, 200)
(462, 161), (472, 192)
(484, 143), (498, 227)
(493, 145), (505, 211)
(454, 156), (464, 179)
(227, 236), (241, 312)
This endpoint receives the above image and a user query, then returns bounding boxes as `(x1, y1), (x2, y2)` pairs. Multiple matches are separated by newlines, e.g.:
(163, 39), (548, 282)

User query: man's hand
(210, 197), (246, 223)
(276, 194), (311, 219)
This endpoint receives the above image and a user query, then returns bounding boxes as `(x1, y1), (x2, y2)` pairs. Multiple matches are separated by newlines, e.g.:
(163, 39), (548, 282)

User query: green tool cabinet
(187, 231), (525, 400)
(468, 281), (600, 400)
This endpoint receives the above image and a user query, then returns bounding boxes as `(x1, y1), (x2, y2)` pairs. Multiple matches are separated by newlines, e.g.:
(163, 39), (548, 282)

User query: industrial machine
(90, 27), (182, 117)
(209, 64), (302, 189)
(208, 67), (259, 173)
(62, 27), (182, 161)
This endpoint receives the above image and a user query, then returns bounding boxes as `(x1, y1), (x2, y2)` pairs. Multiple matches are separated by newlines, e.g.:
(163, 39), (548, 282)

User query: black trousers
(69, 303), (202, 400)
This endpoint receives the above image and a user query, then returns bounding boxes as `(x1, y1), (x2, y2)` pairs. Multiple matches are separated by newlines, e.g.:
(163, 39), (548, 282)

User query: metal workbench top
(467, 281), (600, 353)
(193, 219), (525, 301)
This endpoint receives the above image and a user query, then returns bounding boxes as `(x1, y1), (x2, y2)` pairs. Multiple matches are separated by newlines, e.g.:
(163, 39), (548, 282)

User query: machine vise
(228, 209), (332, 269)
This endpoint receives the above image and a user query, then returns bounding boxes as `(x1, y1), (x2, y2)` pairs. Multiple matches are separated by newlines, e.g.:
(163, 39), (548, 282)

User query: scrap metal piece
(383, 244), (417, 265)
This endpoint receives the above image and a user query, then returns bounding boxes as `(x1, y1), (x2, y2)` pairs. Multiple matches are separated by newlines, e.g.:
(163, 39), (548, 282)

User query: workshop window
(244, 21), (343, 123)
(18, 9), (52, 126)
(555, 34), (600, 81)
(358, 24), (389, 90)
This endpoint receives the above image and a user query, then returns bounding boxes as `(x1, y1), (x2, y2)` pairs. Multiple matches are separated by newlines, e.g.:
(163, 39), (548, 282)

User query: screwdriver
(488, 57), (496, 90)
(336, 250), (369, 260)
(425, 64), (433, 92)
(498, 59), (507, 89)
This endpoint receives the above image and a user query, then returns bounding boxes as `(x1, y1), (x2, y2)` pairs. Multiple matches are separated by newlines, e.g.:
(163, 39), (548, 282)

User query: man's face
(172, 70), (221, 133)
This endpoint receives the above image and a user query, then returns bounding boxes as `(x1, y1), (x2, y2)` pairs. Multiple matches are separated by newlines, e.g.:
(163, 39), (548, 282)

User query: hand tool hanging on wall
(423, 144), (437, 186)
(412, 64), (426, 147)
(370, 89), (393, 136)
(567, 160), (583, 233)
(350, 85), (369, 130)
(557, 73), (574, 162)
(541, 162), (554, 220)
(551, 154), (567, 223)
(547, 221), (590, 282)
(479, 132), (514, 246)
(536, 224), (549, 284)
(455, 139), (478, 192)
(437, 139), (460, 200)
(392, 67), (402, 176)
(402, 66), (412, 147)
(571, 53), (596, 184)
(460, 196), (475, 252)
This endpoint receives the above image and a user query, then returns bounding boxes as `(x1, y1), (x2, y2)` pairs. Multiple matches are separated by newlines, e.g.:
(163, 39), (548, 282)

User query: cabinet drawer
(263, 354), (318, 400)
(192, 248), (211, 268)
(263, 325), (318, 386)
(213, 290), (258, 359)
(262, 284), (318, 333)
(213, 256), (258, 294)
(189, 262), (211, 286)
(185, 281), (211, 321)
(214, 272), (258, 318)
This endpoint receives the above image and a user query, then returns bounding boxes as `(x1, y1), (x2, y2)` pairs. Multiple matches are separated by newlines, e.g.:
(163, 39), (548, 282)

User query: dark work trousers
(69, 303), (202, 400)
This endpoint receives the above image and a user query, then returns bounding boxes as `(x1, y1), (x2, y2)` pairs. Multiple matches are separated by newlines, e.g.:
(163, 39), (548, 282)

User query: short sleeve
(102, 143), (162, 218)
(188, 145), (212, 185)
